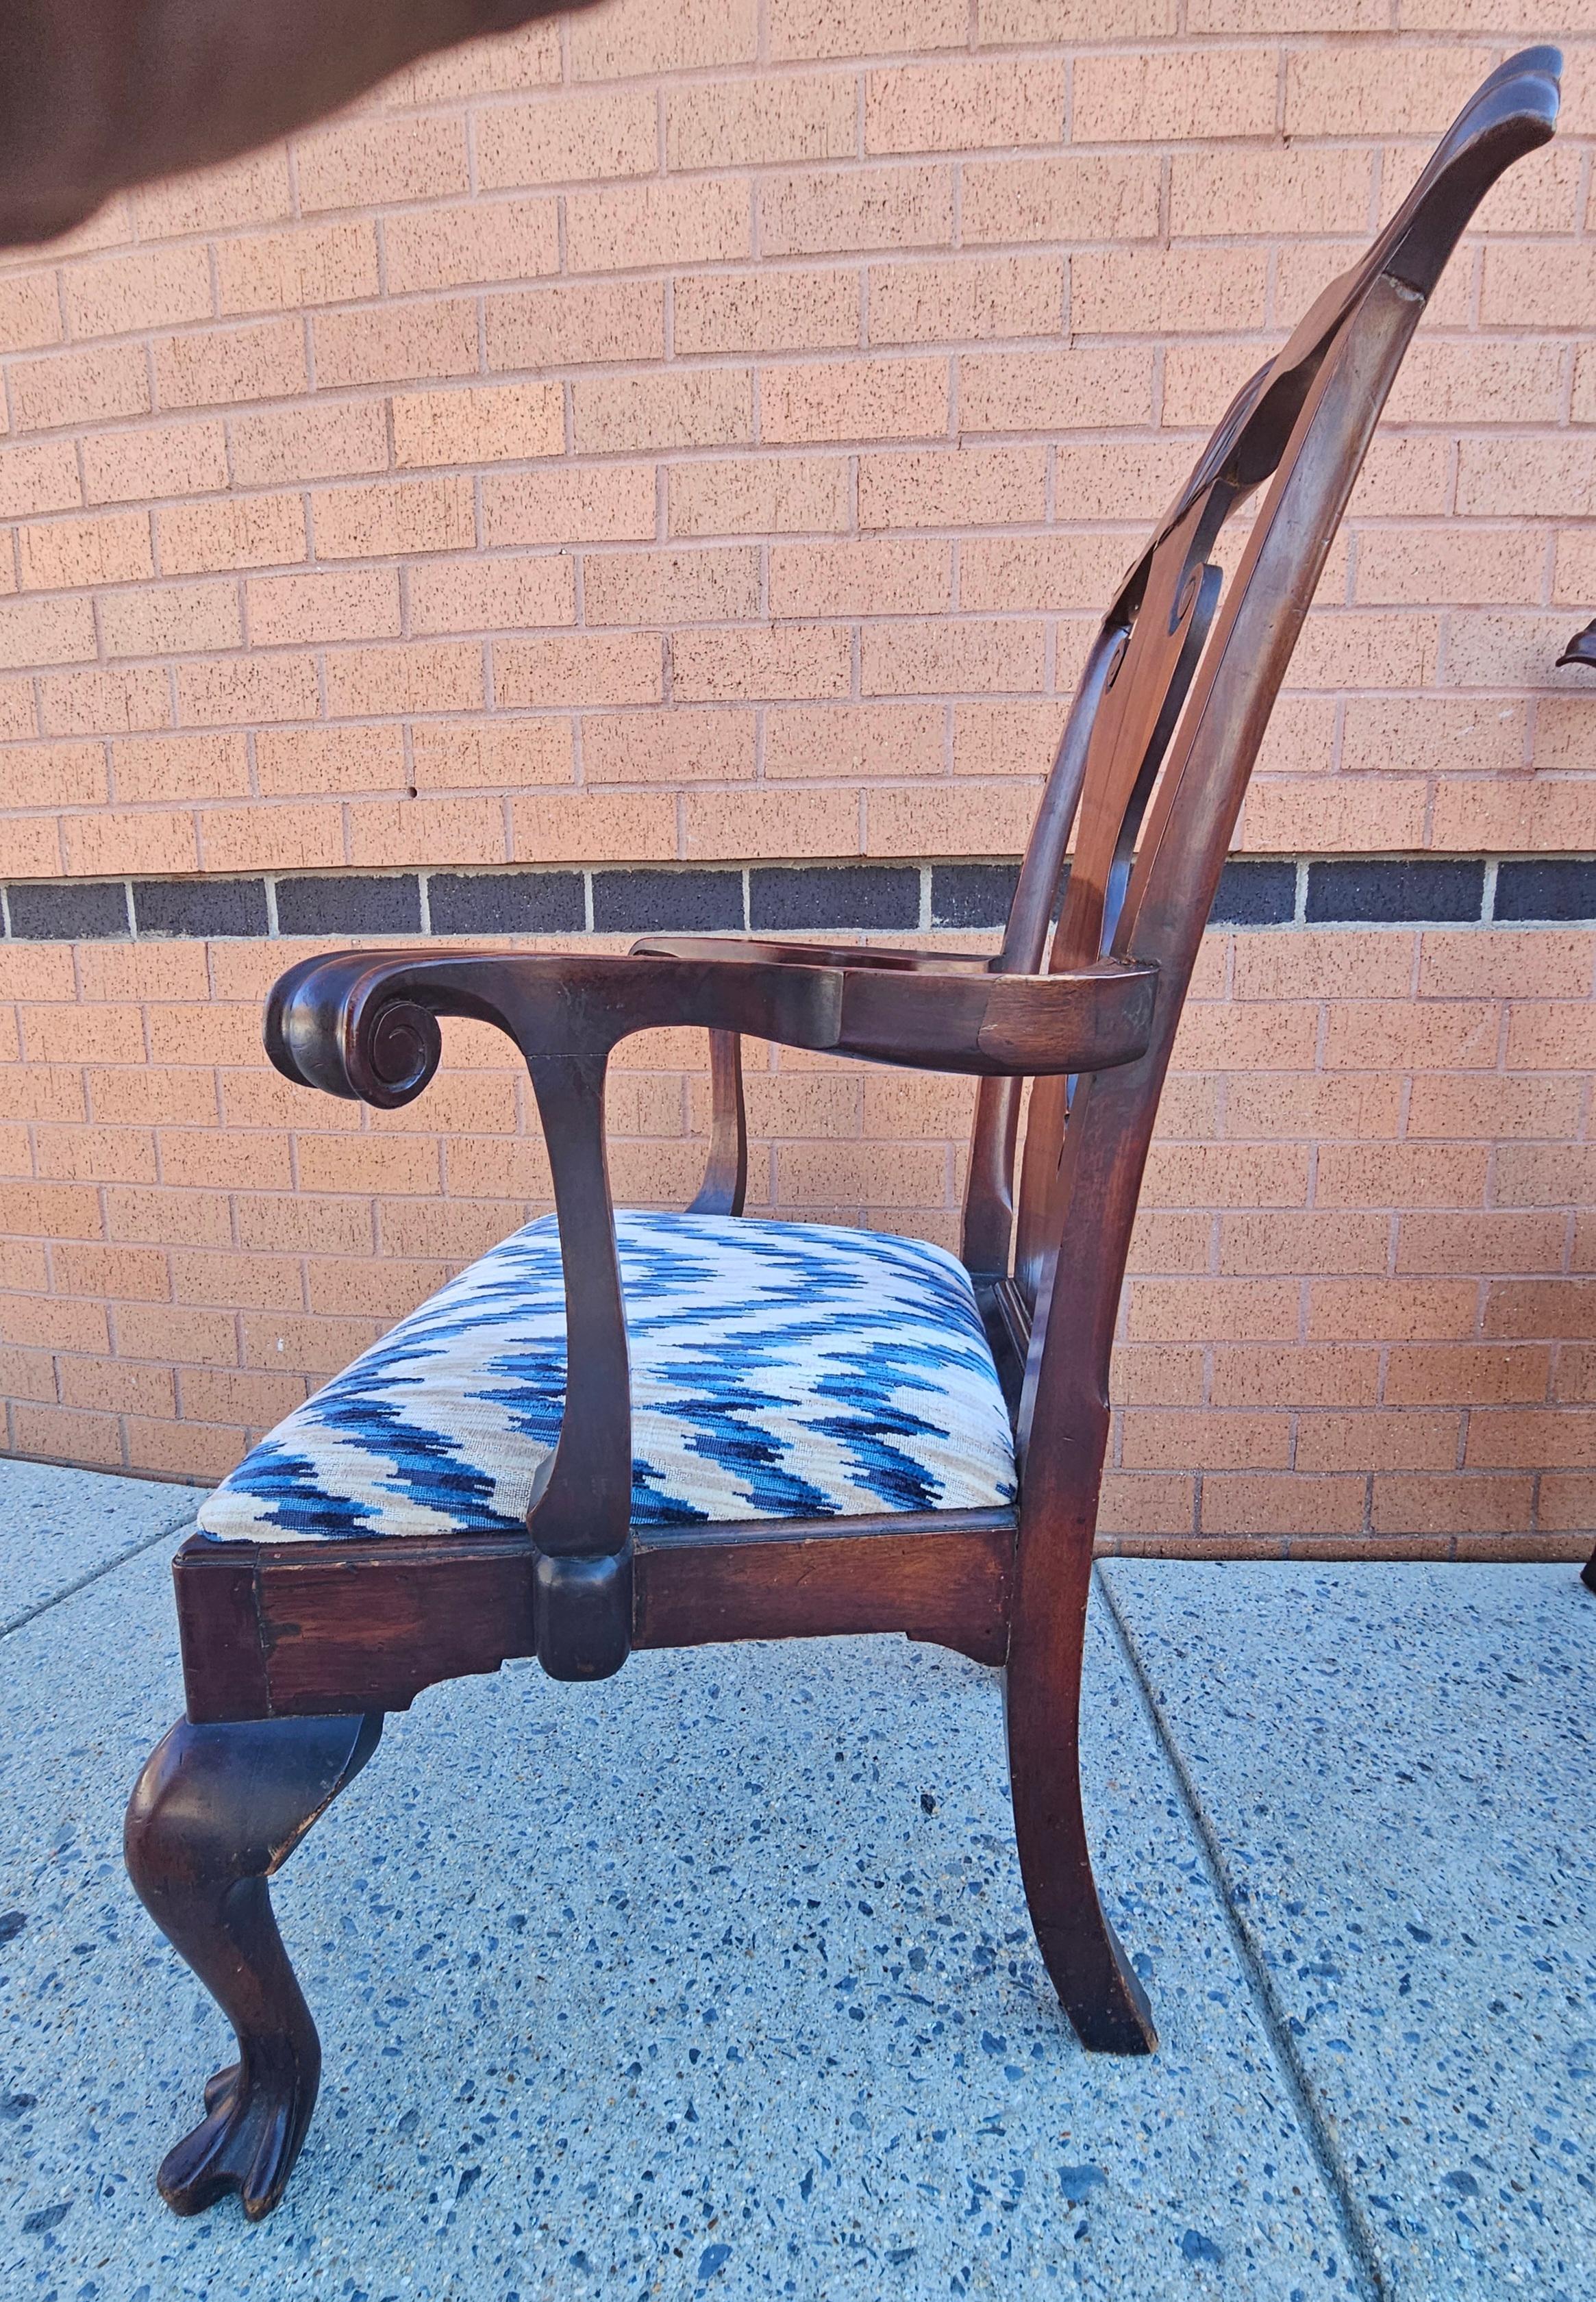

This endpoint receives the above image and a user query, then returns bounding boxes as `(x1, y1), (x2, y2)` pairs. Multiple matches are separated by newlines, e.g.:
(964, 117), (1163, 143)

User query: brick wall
(1, 2), (1594, 1548)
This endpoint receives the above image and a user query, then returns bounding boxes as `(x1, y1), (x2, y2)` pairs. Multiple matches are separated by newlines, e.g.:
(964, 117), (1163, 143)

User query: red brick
(869, 257), (1063, 347)
(64, 245), (212, 336)
(132, 147), (292, 236)
(410, 721), (573, 791)
(159, 492), (306, 576)
(295, 114), (469, 211)
(11, 342), (151, 431)
(497, 634), (662, 709)
(666, 75), (856, 168)
(760, 166), (952, 258)
(484, 464), (656, 548)
(1121, 1409), (1291, 1473)
(956, 347), (1151, 434)
(101, 581), (242, 659)
(668, 459), (847, 538)
(510, 790), (675, 864)
(1212, 1344), (1380, 1410)
(312, 301), (479, 391)
(575, 371), (753, 455)
(865, 58), (1066, 153)
(1077, 49), (1277, 140)
(486, 281), (666, 371)
(390, 384), (564, 469)
(0, 273), (66, 354)
(1201, 1474), (1367, 1538)
(324, 641), (484, 719)
(566, 179), (752, 273)
(216, 221), (379, 314)
(1284, 45), (1495, 137)
(247, 568), (402, 648)
(476, 90), (657, 188)
(18, 510), (153, 592)
(154, 321), (306, 411)
(386, 199), (560, 295)
(1384, 1345), (1549, 1408)
(222, 404), (379, 498)
(766, 703), (942, 781)
(1371, 1475), (1533, 1538)
(11, 1406), (124, 1468)
(314, 477), (475, 560)
(585, 548), (761, 626)
(767, 0), (962, 64)
(675, 272), (858, 358)
(672, 627), (849, 703)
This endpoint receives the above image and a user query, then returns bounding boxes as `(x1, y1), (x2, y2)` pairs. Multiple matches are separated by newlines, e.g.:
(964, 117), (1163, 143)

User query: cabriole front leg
(124, 1711), (382, 2220)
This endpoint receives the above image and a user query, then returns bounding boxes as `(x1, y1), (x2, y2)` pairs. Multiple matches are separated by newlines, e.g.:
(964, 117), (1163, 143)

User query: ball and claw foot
(158, 2038), (318, 2221)
(125, 1710), (382, 2220)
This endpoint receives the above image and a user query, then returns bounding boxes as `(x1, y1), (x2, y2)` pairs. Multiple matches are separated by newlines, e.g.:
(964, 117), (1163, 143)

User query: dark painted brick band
(593, 869), (742, 934)
(8, 880), (132, 940)
(429, 871), (584, 935)
(752, 865), (919, 931)
(1306, 858), (1485, 925)
(1493, 859), (1596, 923)
(930, 862), (1021, 930)
(1211, 859), (1297, 927)
(274, 875), (422, 937)
(4, 857), (1596, 944)
(134, 878), (269, 939)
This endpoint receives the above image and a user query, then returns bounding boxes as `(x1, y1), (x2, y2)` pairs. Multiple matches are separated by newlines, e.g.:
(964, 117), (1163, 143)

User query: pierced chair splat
(123, 50), (1562, 2222)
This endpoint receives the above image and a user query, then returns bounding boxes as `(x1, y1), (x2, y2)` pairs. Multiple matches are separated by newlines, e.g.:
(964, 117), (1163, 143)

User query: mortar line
(0, 1507), (197, 1643)
(1093, 1562), (1389, 2302)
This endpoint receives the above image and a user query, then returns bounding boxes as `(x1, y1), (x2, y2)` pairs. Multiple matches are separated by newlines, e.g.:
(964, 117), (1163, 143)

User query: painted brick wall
(1, 2), (1594, 1546)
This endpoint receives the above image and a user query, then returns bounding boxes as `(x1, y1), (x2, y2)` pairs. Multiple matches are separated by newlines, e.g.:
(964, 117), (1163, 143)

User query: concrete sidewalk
(0, 1459), (1589, 2301)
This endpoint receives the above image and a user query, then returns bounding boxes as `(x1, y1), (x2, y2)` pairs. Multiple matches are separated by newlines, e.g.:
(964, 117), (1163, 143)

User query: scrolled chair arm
(257, 938), (1159, 1677)
(265, 951), (474, 1106)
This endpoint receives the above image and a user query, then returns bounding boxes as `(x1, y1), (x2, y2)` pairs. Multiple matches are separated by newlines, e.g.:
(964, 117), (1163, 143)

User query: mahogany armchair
(123, 52), (1560, 2220)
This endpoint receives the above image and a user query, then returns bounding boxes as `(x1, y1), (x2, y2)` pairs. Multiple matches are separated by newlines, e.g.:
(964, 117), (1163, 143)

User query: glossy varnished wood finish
(131, 52), (1561, 2216)
(632, 1510), (1013, 1663)
(177, 1510), (1016, 1722)
(686, 1029), (747, 1214)
(125, 1710), (382, 2218)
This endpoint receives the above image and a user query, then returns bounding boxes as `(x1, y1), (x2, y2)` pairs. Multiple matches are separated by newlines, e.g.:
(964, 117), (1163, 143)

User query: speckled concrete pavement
(0, 1461), (1589, 2301)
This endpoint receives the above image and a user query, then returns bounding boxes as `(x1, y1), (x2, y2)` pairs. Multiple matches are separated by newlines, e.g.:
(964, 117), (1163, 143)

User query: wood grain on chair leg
(1006, 1529), (1157, 2055)
(124, 1711), (382, 2220)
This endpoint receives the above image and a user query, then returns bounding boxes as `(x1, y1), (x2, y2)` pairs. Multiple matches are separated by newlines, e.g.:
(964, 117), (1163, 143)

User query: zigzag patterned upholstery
(197, 1212), (1018, 1544)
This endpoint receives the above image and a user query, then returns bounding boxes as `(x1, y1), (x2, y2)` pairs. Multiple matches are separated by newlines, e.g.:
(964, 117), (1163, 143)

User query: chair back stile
(948, 48), (1562, 1494)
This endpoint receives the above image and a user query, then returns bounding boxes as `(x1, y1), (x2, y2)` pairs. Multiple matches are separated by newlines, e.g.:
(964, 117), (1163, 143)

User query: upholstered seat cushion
(197, 1212), (1017, 1544)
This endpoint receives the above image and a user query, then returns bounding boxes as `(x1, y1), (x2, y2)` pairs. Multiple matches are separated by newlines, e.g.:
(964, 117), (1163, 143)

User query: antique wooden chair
(123, 51), (1559, 2220)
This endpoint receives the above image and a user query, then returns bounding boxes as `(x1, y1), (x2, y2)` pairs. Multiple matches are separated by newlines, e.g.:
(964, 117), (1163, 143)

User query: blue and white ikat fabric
(197, 1212), (1017, 1545)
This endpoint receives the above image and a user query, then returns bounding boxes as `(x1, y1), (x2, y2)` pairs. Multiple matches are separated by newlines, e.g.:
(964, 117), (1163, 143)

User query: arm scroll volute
(264, 954), (443, 1111)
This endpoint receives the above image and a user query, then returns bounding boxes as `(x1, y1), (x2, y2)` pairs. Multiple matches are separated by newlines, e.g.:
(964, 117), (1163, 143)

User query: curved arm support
(688, 1031), (748, 1216)
(521, 1053), (631, 1564)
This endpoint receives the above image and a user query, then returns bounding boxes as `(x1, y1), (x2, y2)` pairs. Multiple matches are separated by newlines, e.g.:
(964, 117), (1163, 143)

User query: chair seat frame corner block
(121, 52), (1561, 2222)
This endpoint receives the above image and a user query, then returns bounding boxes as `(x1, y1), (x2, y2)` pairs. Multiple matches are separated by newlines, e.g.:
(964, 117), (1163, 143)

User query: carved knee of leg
(126, 1712), (383, 1905)
(125, 1712), (382, 2222)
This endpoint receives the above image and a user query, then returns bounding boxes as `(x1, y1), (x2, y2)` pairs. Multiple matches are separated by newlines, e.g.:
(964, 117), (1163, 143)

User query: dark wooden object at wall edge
(1554, 623), (1596, 1588)
(121, 50), (1564, 2220)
